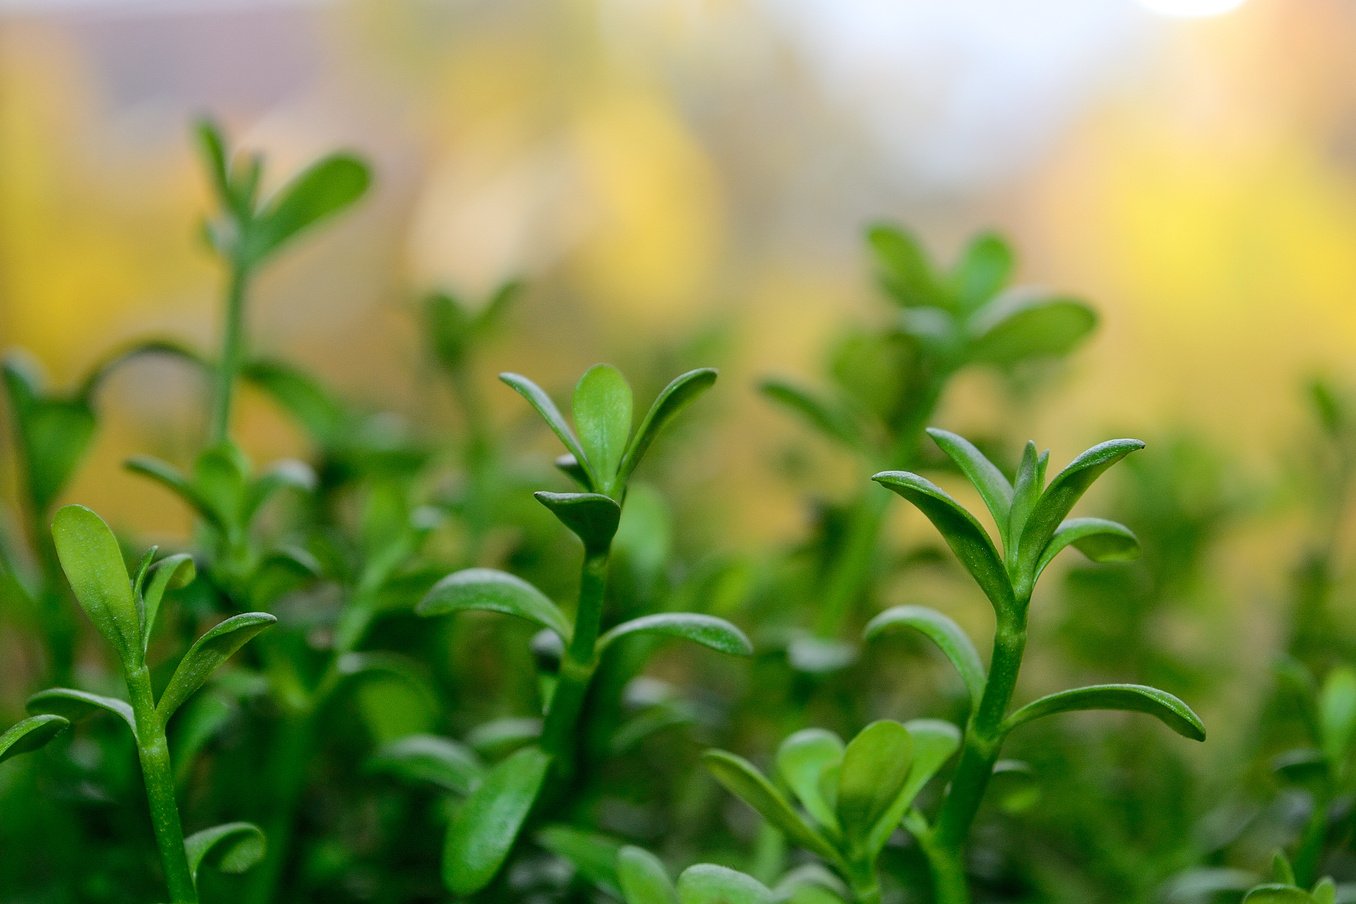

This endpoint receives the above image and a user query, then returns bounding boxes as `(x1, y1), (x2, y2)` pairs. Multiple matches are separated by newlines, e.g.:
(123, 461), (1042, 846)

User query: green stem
(244, 710), (317, 904)
(210, 262), (249, 444)
(126, 665), (197, 904)
(449, 363), (494, 563)
(847, 859), (883, 904)
(540, 549), (610, 765)
(1293, 793), (1330, 888)
(815, 373), (947, 637)
(927, 609), (1029, 903)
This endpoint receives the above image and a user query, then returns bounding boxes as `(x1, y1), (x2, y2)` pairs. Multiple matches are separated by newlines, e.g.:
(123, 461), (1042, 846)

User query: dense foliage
(1, 122), (1354, 904)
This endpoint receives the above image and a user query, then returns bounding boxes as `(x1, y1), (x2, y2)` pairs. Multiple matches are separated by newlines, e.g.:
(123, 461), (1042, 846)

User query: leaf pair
(424, 281), (521, 372)
(1244, 854), (1343, 903)
(874, 428), (1144, 613)
(502, 365), (717, 503)
(416, 568), (752, 659)
(867, 224), (1096, 368)
(44, 505), (275, 723)
(705, 719), (961, 874)
(196, 119), (371, 269)
(617, 846), (777, 904)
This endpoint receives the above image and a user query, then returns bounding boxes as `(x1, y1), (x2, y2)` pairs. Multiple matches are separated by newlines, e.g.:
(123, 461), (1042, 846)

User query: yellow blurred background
(1, 0), (1354, 548)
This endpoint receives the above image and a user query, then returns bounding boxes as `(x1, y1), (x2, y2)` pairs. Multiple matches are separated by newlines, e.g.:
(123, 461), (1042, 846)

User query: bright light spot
(1138, 0), (1247, 17)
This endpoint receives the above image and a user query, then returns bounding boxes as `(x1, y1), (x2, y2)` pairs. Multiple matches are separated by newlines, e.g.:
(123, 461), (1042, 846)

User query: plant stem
(210, 261), (249, 445)
(244, 710), (317, 904)
(1292, 793), (1330, 888)
(815, 373), (946, 637)
(926, 607), (1029, 904)
(847, 859), (883, 904)
(540, 549), (610, 765)
(449, 363), (494, 563)
(126, 665), (197, 904)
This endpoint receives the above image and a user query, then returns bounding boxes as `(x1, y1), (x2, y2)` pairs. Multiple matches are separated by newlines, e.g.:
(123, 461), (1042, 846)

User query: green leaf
(872, 472), (1015, 614)
(1006, 441), (1042, 555)
(1033, 517), (1140, 578)
(443, 745), (552, 895)
(500, 373), (592, 484)
(676, 864), (775, 904)
(618, 368), (718, 485)
(1003, 683), (1205, 741)
(702, 750), (840, 864)
(242, 459), (316, 524)
(27, 688), (137, 739)
(867, 224), (943, 307)
(864, 606), (985, 710)
(52, 505), (141, 668)
(535, 491), (622, 554)
(760, 379), (863, 449)
(194, 119), (232, 208)
(366, 734), (482, 795)
(965, 294), (1097, 366)
(184, 822), (265, 883)
(139, 553), (196, 653)
(2, 356), (97, 516)
(896, 719), (962, 814)
(953, 231), (1014, 311)
(125, 456), (220, 529)
(416, 568), (571, 641)
(1243, 887), (1315, 903)
(926, 428), (1013, 543)
(157, 613), (277, 722)
(618, 846), (679, 904)
(243, 358), (348, 442)
(249, 153), (371, 263)
(775, 728), (844, 831)
(597, 613), (752, 658)
(193, 442), (250, 528)
(836, 720), (913, 853)
(0, 714), (70, 765)
(573, 364), (633, 494)
(990, 760), (1041, 814)
(1319, 667), (1356, 765)
(1015, 438), (1144, 581)
(537, 825), (623, 897)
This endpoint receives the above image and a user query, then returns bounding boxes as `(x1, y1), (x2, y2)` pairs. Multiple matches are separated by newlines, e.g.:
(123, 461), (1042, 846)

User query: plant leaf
(675, 864), (775, 904)
(125, 456), (220, 529)
(1015, 439), (1145, 581)
(896, 719), (962, 814)
(965, 293), (1096, 366)
(1034, 517), (1140, 578)
(1242, 888), (1315, 903)
(573, 364), (633, 494)
(836, 720), (913, 853)
(443, 745), (552, 895)
(2, 357), (97, 516)
(194, 119), (232, 207)
(760, 379), (863, 449)
(953, 231), (1014, 312)
(0, 714), (70, 765)
(535, 492), (622, 554)
(1006, 441), (1042, 556)
(864, 606), (985, 710)
(52, 505), (142, 668)
(417, 568), (571, 641)
(537, 825), (624, 897)
(1003, 684), (1205, 741)
(618, 368), (718, 485)
(184, 822), (266, 883)
(249, 154), (371, 263)
(597, 613), (752, 658)
(926, 428), (1013, 543)
(27, 688), (137, 739)
(500, 373), (592, 484)
(872, 472), (1015, 614)
(775, 728), (844, 832)
(1319, 667), (1356, 765)
(157, 613), (277, 722)
(366, 734), (482, 795)
(617, 846), (680, 904)
(703, 750), (841, 864)
(867, 224), (943, 307)
(140, 553), (196, 653)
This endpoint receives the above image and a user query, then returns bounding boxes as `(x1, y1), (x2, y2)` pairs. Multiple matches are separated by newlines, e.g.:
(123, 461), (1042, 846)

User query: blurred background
(0, 0), (1354, 582)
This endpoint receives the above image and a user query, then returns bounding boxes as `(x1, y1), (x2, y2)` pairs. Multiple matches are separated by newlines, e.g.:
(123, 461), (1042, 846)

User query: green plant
(194, 119), (370, 443)
(702, 718), (960, 902)
(762, 226), (1098, 647)
(414, 364), (754, 896)
(864, 428), (1205, 903)
(7, 505), (273, 903)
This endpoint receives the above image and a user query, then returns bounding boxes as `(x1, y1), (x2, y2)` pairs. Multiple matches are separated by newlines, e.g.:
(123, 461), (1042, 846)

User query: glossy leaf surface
(417, 568), (571, 641)
(597, 613), (752, 658)
(0, 714), (70, 765)
(52, 505), (141, 668)
(442, 745), (552, 895)
(864, 605), (985, 709)
(158, 613), (277, 722)
(1004, 683), (1205, 741)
